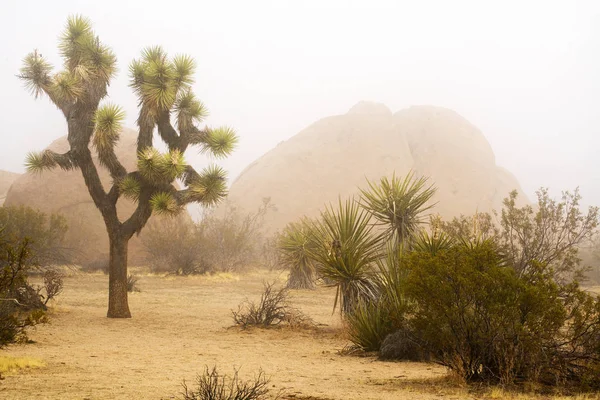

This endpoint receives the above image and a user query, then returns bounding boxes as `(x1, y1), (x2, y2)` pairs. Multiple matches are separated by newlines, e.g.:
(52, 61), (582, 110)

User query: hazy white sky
(1, 0), (599, 207)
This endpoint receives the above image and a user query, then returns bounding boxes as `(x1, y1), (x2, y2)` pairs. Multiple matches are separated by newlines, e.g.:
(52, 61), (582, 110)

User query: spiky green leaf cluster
(25, 151), (55, 173)
(174, 89), (208, 132)
(149, 191), (179, 215)
(279, 221), (317, 289)
(18, 51), (53, 98)
(129, 47), (196, 114)
(118, 175), (141, 202)
(161, 149), (186, 182)
(25, 150), (75, 174)
(360, 171), (437, 246)
(308, 198), (383, 314)
(201, 126), (238, 158)
(93, 103), (125, 151)
(188, 165), (228, 206)
(58, 15), (116, 84)
(19, 15), (116, 107)
(137, 148), (187, 183)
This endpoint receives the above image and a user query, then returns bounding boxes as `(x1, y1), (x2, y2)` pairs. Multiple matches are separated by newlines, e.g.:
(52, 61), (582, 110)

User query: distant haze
(1, 0), (599, 209)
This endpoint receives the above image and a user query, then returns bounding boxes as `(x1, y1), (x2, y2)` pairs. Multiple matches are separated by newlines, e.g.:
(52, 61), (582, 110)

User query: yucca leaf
(141, 46), (166, 64)
(172, 54), (196, 87)
(174, 89), (208, 132)
(58, 15), (92, 61)
(50, 71), (83, 102)
(149, 191), (179, 215)
(128, 59), (146, 94)
(137, 147), (163, 181)
(18, 51), (53, 99)
(360, 171), (437, 246)
(158, 149), (187, 181)
(118, 175), (141, 202)
(93, 103), (125, 150)
(188, 165), (228, 206)
(201, 126), (238, 158)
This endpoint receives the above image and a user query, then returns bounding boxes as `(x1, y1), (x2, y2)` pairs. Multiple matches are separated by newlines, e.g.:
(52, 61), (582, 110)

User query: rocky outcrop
(225, 103), (527, 235)
(0, 170), (20, 206)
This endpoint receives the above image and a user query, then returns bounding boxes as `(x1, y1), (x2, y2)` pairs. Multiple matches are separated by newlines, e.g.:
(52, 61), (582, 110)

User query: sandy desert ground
(1, 270), (599, 400)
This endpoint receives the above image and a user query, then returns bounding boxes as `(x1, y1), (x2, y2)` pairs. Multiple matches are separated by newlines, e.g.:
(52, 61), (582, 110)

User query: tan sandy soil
(1, 271), (599, 400)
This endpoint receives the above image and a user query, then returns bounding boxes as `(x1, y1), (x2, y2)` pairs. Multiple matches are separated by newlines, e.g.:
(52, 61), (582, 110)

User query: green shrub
(403, 239), (600, 387)
(181, 366), (274, 400)
(0, 205), (70, 267)
(0, 237), (48, 347)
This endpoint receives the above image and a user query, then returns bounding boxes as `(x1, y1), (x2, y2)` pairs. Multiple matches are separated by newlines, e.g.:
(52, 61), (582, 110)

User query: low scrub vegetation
(0, 205), (71, 267)
(142, 199), (274, 275)
(181, 366), (275, 400)
(0, 237), (49, 347)
(284, 172), (600, 391)
(232, 281), (311, 329)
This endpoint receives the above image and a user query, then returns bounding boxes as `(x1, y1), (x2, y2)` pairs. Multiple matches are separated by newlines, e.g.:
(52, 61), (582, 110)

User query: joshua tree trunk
(107, 233), (131, 318)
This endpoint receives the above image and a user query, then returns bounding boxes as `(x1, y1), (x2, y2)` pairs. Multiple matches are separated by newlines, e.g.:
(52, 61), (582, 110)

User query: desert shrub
(498, 189), (598, 283)
(41, 268), (64, 305)
(403, 239), (600, 387)
(127, 274), (140, 293)
(232, 282), (310, 329)
(181, 366), (273, 400)
(80, 255), (109, 273)
(198, 199), (274, 273)
(0, 205), (71, 267)
(0, 237), (48, 347)
(142, 218), (201, 275)
(142, 199), (273, 275)
(278, 222), (317, 289)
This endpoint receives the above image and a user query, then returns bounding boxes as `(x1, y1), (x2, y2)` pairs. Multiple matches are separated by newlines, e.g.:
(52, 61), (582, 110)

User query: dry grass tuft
(0, 356), (44, 375)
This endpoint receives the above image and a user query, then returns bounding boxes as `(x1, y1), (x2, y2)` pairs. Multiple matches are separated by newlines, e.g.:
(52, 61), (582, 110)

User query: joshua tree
(18, 16), (238, 318)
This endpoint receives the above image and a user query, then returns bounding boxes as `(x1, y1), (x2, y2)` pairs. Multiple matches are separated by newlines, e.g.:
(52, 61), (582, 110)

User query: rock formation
(0, 170), (20, 206)
(225, 102), (526, 235)
(4, 128), (189, 265)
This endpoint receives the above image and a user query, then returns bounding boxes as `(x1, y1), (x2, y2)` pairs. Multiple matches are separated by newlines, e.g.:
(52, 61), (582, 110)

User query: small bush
(232, 282), (310, 328)
(0, 238), (48, 347)
(41, 268), (64, 305)
(80, 255), (109, 274)
(181, 365), (273, 400)
(142, 200), (274, 275)
(127, 274), (140, 293)
(0, 205), (71, 267)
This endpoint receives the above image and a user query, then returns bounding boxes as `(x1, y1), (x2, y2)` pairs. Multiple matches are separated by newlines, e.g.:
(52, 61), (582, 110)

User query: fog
(1, 0), (599, 207)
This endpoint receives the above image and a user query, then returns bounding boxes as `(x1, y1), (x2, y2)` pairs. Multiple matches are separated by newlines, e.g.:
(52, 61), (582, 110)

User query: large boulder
(0, 170), (20, 206)
(4, 128), (190, 265)
(225, 103), (527, 235)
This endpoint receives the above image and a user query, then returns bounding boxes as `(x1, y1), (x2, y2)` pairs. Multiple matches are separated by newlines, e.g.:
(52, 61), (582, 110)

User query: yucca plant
(359, 172), (437, 247)
(346, 245), (410, 351)
(278, 221), (317, 289)
(18, 16), (238, 318)
(307, 198), (383, 314)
